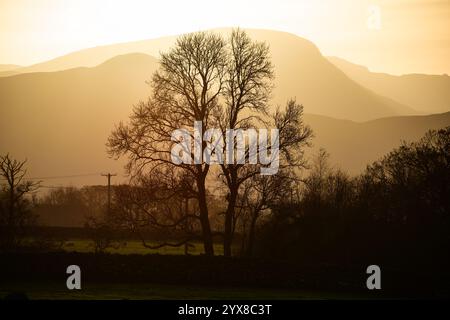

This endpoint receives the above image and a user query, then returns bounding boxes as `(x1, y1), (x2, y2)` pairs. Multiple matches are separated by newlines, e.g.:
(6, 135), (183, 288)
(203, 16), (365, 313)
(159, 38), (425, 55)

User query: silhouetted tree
(0, 154), (39, 250)
(238, 169), (296, 256)
(360, 126), (450, 224)
(111, 168), (200, 251)
(108, 30), (312, 256)
(256, 127), (450, 267)
(108, 32), (227, 256)
(84, 213), (124, 254)
(37, 185), (107, 227)
(217, 30), (312, 256)
(219, 95), (312, 255)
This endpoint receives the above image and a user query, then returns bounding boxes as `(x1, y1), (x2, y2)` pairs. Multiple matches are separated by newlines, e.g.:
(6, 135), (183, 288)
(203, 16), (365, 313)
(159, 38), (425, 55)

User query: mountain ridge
(328, 56), (450, 114)
(0, 28), (417, 121)
(0, 52), (448, 184)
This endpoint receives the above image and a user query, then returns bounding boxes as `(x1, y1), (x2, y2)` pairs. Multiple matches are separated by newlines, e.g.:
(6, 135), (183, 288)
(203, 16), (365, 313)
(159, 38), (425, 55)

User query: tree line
(2, 126), (448, 261)
(256, 127), (450, 266)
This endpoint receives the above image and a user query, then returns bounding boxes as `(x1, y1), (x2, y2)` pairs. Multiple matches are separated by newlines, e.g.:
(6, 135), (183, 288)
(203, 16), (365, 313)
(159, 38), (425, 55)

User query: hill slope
(305, 112), (450, 174)
(0, 64), (21, 72)
(1, 28), (416, 121)
(0, 53), (447, 184)
(328, 56), (450, 114)
(0, 53), (158, 186)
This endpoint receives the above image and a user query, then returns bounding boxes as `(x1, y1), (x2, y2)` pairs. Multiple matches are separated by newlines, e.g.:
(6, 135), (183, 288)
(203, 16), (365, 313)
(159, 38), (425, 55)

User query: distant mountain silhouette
(329, 56), (450, 114)
(0, 52), (447, 184)
(0, 53), (158, 186)
(305, 111), (450, 174)
(0, 64), (21, 74)
(0, 28), (417, 121)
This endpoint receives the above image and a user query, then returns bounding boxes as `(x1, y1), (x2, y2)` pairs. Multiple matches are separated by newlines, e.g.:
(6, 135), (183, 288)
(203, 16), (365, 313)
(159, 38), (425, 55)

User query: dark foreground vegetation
(1, 127), (449, 299)
(256, 127), (450, 266)
(1, 251), (449, 299)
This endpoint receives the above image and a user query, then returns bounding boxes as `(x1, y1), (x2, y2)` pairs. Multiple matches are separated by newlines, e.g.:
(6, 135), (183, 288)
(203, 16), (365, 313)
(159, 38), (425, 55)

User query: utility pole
(101, 173), (117, 213)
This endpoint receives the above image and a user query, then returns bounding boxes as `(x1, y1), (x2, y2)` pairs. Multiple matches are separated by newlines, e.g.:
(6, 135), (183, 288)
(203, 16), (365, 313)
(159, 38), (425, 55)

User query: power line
(28, 172), (102, 180)
(0, 172), (101, 181)
(39, 184), (119, 189)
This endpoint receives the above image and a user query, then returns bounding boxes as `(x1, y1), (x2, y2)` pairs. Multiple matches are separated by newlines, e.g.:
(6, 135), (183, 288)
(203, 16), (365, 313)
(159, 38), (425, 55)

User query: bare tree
(0, 154), (39, 249)
(239, 169), (297, 257)
(219, 96), (313, 256)
(84, 214), (125, 254)
(108, 32), (227, 256)
(215, 29), (312, 256)
(108, 30), (312, 257)
(218, 29), (274, 256)
(111, 168), (200, 252)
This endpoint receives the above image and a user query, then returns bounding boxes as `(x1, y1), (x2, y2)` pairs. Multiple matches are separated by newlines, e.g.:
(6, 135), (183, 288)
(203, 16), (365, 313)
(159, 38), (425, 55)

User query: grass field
(0, 251), (433, 300)
(0, 282), (368, 300)
(62, 239), (225, 255)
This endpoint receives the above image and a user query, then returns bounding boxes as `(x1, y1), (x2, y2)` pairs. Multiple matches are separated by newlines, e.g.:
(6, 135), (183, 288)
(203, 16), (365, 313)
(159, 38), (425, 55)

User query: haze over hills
(0, 35), (176, 75)
(328, 56), (450, 114)
(305, 112), (450, 174)
(0, 64), (21, 73)
(0, 28), (416, 121)
(0, 53), (158, 187)
(0, 52), (448, 187)
(1, 29), (448, 187)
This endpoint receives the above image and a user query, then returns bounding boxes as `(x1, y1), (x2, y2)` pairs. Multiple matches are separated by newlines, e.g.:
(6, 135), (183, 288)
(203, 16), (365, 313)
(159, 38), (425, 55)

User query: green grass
(62, 239), (224, 255)
(0, 282), (367, 300)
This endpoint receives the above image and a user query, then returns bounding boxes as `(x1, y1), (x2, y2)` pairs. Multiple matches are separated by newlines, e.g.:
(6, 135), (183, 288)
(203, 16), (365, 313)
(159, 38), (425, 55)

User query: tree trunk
(246, 207), (260, 257)
(184, 197), (190, 255)
(224, 187), (238, 257)
(197, 174), (214, 256)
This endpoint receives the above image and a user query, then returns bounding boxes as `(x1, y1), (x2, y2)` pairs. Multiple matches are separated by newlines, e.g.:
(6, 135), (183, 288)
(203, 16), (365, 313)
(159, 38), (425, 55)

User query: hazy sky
(0, 0), (449, 75)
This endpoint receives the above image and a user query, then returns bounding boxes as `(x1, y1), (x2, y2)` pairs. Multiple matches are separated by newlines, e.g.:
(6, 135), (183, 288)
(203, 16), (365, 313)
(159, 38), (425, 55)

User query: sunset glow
(0, 0), (449, 75)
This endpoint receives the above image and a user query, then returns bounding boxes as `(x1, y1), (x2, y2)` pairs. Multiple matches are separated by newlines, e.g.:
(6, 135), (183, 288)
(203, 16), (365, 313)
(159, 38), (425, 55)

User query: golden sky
(0, 0), (449, 75)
